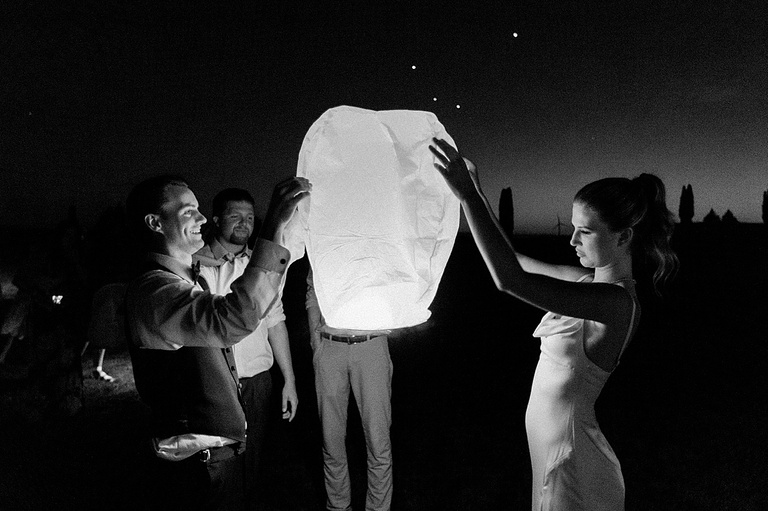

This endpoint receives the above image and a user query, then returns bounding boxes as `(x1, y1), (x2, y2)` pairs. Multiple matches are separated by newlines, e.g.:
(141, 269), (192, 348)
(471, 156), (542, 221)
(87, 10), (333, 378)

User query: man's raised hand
(261, 177), (311, 243)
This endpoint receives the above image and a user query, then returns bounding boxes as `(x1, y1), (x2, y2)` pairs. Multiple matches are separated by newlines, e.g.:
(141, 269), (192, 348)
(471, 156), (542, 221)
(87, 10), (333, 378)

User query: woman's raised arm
(430, 138), (630, 324)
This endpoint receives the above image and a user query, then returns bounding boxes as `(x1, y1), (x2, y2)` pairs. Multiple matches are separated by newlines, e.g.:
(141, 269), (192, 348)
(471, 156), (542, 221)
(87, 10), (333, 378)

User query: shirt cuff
(249, 238), (291, 274)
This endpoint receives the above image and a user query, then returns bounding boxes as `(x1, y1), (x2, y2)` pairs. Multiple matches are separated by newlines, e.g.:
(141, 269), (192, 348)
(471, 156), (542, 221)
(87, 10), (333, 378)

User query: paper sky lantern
(295, 105), (460, 330)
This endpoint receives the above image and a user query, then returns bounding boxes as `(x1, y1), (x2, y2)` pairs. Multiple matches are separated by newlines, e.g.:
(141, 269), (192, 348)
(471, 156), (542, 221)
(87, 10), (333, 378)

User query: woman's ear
(618, 227), (634, 247)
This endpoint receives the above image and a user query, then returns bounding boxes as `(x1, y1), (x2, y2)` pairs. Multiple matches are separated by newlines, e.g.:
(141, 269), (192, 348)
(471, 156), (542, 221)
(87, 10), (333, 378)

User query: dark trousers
(144, 445), (246, 511)
(241, 370), (273, 511)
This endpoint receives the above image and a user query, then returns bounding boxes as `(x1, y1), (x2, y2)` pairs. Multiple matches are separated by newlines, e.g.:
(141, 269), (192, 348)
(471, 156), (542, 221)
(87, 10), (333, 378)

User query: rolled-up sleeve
(127, 239), (290, 350)
(264, 297), (286, 329)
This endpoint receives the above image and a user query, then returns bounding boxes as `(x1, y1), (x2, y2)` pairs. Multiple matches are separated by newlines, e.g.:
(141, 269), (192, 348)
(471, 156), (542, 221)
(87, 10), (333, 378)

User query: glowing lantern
(295, 105), (460, 330)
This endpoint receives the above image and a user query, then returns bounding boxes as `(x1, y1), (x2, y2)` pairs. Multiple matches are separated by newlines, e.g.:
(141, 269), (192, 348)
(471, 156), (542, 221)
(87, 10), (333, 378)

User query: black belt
(321, 331), (382, 345)
(192, 443), (243, 464)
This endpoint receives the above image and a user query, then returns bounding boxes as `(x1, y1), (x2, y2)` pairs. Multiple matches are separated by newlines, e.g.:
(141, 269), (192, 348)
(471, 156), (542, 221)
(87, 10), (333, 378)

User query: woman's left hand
(429, 138), (480, 200)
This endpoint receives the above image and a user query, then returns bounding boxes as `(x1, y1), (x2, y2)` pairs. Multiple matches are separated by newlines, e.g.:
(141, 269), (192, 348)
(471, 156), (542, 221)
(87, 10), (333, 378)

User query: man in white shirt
(194, 188), (298, 511)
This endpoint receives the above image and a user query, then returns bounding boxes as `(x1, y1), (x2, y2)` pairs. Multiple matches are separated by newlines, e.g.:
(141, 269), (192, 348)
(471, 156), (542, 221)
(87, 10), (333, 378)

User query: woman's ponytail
(631, 173), (679, 294)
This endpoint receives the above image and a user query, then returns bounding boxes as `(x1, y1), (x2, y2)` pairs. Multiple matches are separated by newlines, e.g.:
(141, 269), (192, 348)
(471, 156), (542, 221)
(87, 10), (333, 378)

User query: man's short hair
(126, 174), (189, 248)
(212, 188), (256, 219)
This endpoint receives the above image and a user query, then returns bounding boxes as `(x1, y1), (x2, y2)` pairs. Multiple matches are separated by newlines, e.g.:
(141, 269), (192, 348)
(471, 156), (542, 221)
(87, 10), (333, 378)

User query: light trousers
(313, 335), (393, 511)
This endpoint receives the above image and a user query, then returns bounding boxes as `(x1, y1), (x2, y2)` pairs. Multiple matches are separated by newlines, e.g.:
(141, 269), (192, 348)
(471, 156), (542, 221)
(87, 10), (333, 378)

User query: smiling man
(124, 174), (310, 511)
(194, 188), (258, 266)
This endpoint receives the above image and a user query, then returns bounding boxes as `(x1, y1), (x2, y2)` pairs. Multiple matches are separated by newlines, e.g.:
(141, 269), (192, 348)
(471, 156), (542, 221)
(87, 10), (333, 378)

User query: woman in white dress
(430, 138), (678, 510)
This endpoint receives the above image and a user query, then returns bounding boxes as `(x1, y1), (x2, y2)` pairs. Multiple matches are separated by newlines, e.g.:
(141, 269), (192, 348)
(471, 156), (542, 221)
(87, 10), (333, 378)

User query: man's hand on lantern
(261, 176), (312, 243)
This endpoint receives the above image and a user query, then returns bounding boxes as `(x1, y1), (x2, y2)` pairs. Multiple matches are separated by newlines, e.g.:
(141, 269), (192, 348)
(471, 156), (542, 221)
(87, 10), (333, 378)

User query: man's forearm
(268, 321), (295, 383)
(306, 304), (323, 333)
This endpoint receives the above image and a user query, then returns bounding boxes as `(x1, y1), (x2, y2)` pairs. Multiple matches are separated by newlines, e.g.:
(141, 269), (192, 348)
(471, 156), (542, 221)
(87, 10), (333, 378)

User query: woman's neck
(593, 258), (633, 284)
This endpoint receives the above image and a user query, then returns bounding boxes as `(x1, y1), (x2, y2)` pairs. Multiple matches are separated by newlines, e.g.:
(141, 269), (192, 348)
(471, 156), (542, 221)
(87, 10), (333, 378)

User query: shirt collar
(210, 238), (252, 263)
(146, 252), (198, 284)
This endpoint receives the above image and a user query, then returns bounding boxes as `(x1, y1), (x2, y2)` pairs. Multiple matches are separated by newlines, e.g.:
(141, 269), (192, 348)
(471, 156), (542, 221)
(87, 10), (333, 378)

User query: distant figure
(124, 174), (309, 511)
(80, 204), (132, 383)
(0, 275), (28, 365)
(90, 348), (115, 382)
(430, 138), (677, 511)
(306, 265), (394, 511)
(193, 188), (298, 511)
(83, 282), (128, 382)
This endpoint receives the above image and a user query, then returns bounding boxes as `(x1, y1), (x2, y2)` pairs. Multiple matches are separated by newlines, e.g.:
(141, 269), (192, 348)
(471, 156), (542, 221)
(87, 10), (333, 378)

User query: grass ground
(1, 230), (766, 510)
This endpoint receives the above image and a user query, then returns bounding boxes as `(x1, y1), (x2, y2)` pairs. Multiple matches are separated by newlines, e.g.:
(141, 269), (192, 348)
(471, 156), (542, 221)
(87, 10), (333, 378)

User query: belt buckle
(199, 448), (211, 463)
(324, 332), (372, 344)
(349, 334), (370, 344)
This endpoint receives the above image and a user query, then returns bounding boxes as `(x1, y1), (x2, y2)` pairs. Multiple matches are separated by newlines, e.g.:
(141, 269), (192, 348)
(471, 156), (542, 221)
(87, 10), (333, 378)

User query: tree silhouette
(499, 187), (514, 236)
(722, 209), (738, 235)
(679, 184), (694, 224)
(703, 208), (721, 226)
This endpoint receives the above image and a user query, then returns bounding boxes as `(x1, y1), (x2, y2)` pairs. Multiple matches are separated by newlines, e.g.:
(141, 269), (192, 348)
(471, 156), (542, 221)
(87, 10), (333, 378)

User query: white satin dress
(525, 277), (638, 511)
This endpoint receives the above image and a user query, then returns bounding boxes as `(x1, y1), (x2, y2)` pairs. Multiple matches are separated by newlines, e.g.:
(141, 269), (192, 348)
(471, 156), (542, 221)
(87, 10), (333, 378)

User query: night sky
(2, 1), (766, 233)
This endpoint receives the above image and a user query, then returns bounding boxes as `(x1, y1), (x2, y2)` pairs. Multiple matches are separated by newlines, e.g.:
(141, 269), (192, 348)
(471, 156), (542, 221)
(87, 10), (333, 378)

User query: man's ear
(618, 227), (633, 247)
(212, 216), (220, 229)
(145, 213), (163, 233)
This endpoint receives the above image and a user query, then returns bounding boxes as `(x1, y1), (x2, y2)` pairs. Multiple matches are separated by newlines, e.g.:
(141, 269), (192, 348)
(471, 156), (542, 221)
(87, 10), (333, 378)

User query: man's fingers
(276, 176), (310, 188)
(270, 178), (311, 219)
(284, 189), (310, 211)
(273, 177), (312, 200)
(280, 178), (311, 198)
(283, 396), (298, 421)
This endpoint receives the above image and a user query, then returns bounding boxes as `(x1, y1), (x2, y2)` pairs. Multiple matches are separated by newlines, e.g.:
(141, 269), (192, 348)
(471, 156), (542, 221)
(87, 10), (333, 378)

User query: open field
(1, 227), (767, 510)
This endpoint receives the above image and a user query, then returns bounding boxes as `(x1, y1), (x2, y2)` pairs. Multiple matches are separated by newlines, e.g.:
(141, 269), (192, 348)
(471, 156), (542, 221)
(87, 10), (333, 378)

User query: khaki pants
(313, 335), (393, 511)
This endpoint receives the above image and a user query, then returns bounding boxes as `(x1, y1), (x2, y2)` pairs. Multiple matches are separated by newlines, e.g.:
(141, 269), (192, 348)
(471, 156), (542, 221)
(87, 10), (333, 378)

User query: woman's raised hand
(429, 138), (480, 200)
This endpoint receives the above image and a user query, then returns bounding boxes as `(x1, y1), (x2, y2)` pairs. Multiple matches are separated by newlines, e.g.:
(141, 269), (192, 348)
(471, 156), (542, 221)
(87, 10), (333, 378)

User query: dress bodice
(533, 313), (608, 404)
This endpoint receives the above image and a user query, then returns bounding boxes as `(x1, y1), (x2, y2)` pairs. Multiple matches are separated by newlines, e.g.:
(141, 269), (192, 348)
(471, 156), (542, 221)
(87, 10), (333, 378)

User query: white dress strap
(616, 296), (639, 362)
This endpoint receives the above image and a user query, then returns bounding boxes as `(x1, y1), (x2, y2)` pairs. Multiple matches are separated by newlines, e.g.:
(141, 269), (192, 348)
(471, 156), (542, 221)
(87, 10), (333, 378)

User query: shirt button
(225, 348), (231, 353)
(280, 258), (286, 264)
(230, 366), (236, 372)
